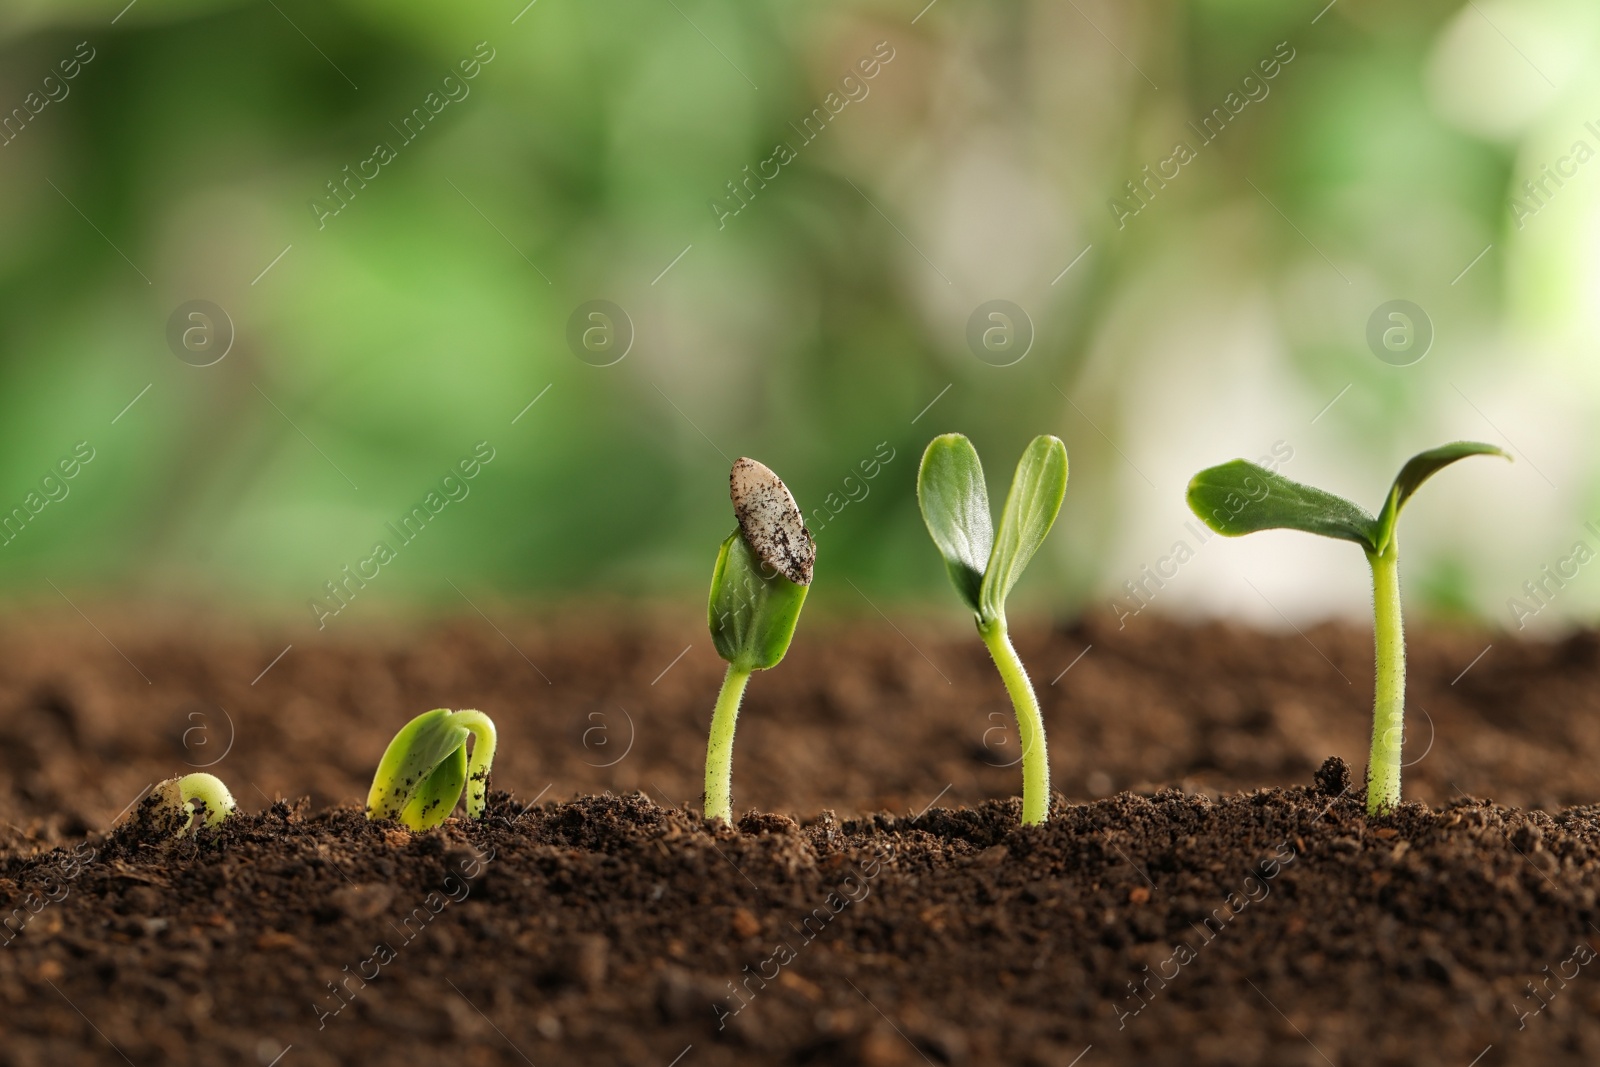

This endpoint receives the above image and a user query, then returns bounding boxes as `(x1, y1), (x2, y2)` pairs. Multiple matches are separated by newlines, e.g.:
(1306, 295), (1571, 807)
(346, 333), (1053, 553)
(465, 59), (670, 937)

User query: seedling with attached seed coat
(1186, 441), (1509, 814)
(917, 433), (1068, 826)
(367, 709), (497, 831)
(703, 458), (815, 824)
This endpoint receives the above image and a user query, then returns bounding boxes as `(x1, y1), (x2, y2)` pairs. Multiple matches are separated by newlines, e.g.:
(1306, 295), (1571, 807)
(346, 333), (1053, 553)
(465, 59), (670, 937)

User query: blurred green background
(0, 0), (1595, 635)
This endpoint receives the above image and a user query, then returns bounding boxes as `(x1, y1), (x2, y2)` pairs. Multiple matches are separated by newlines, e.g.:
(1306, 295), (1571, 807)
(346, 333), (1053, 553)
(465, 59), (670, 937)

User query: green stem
(1366, 542), (1405, 816)
(453, 710), (499, 819)
(979, 620), (1050, 825)
(704, 664), (752, 823)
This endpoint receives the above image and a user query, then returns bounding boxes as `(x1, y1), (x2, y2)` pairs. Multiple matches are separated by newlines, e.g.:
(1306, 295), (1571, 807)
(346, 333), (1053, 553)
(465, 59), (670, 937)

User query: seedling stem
(704, 665), (753, 824)
(1367, 541), (1405, 814)
(978, 619), (1049, 825)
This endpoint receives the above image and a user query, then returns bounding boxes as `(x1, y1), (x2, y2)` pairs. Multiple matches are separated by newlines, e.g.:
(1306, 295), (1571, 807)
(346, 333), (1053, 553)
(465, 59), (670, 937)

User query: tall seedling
(918, 434), (1068, 825)
(1187, 442), (1509, 814)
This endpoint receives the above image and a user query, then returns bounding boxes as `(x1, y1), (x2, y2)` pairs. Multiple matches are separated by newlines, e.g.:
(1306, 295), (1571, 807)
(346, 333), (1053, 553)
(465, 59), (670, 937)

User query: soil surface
(4, 608), (1600, 1065)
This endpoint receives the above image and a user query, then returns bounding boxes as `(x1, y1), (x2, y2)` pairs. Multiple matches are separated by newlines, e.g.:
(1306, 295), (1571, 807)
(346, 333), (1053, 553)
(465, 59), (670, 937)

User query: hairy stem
(453, 710), (499, 819)
(1367, 542), (1405, 815)
(979, 620), (1050, 825)
(704, 664), (752, 824)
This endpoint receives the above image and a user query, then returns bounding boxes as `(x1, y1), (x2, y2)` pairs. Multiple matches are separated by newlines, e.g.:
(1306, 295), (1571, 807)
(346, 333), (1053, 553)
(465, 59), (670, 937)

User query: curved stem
(173, 773), (236, 834)
(979, 619), (1050, 825)
(453, 710), (498, 819)
(1366, 543), (1405, 815)
(704, 664), (752, 824)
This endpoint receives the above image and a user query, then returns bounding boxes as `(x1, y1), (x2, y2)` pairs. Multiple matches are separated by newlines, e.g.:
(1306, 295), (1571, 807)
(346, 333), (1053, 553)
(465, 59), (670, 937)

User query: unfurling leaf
(708, 530), (809, 672)
(1373, 441), (1509, 553)
(367, 709), (497, 831)
(980, 435), (1068, 624)
(1186, 460), (1379, 550)
(916, 433), (993, 614)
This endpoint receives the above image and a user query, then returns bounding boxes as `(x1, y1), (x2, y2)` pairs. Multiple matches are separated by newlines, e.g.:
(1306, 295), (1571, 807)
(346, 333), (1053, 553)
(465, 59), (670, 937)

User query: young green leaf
(403, 744), (468, 829)
(367, 709), (497, 831)
(980, 435), (1068, 624)
(1372, 441), (1509, 553)
(368, 709), (461, 821)
(1186, 460), (1379, 549)
(708, 530), (810, 672)
(916, 434), (992, 614)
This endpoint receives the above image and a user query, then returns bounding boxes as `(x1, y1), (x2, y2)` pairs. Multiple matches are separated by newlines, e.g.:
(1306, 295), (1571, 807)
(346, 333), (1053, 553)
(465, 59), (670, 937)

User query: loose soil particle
(3, 611), (1600, 1065)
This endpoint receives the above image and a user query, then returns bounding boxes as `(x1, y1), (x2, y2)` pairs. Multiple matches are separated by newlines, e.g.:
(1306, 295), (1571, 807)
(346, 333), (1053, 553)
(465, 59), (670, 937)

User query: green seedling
(367, 709), (497, 831)
(918, 433), (1069, 826)
(1186, 442), (1509, 815)
(704, 458), (815, 824)
(150, 773), (237, 836)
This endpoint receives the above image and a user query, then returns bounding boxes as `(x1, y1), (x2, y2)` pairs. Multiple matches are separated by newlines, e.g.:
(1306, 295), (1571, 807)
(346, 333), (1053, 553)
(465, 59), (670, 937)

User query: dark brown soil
(4, 609), (1600, 1065)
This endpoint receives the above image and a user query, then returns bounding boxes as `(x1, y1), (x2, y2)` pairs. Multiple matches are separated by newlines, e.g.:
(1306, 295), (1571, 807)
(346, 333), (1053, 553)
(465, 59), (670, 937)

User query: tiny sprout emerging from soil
(704, 458), (815, 824)
(1186, 442), (1509, 816)
(366, 709), (498, 831)
(150, 773), (237, 837)
(918, 433), (1069, 826)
